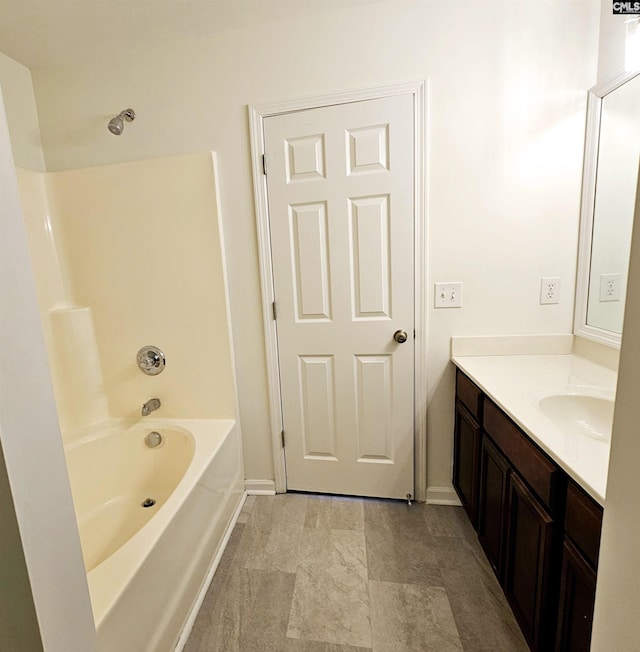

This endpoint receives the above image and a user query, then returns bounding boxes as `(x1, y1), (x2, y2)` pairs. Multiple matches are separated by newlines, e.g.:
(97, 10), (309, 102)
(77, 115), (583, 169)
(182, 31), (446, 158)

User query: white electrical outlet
(599, 273), (622, 302)
(434, 282), (463, 308)
(540, 277), (561, 304)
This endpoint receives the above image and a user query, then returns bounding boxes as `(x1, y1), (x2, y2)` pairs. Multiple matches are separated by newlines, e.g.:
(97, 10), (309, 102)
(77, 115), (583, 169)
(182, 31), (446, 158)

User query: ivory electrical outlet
(599, 273), (622, 302)
(540, 277), (561, 304)
(434, 282), (463, 308)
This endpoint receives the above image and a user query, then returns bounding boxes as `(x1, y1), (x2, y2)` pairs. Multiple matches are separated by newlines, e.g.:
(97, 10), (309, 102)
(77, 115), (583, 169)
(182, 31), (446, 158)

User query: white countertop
(452, 354), (618, 505)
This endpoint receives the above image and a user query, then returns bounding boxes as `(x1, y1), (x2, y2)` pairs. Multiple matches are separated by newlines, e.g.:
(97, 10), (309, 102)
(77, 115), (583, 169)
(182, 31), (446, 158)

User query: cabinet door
(478, 435), (510, 579)
(504, 473), (556, 651)
(453, 401), (481, 526)
(555, 537), (597, 652)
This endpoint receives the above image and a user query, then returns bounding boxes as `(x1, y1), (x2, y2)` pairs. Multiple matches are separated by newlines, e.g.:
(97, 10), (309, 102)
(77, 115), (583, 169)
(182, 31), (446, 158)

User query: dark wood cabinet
(504, 473), (557, 651)
(452, 368), (604, 652)
(484, 399), (564, 515)
(453, 401), (481, 526)
(453, 370), (483, 526)
(477, 434), (510, 578)
(456, 369), (483, 418)
(555, 537), (597, 652)
(555, 481), (602, 651)
(564, 481), (603, 569)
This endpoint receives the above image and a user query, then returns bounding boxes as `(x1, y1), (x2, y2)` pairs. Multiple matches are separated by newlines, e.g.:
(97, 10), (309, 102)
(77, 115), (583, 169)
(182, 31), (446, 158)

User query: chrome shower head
(107, 108), (135, 136)
(108, 115), (123, 135)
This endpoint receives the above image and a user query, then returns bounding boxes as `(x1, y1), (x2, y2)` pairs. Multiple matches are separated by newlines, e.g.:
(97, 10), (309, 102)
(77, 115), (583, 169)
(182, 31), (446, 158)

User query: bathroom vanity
(451, 352), (614, 651)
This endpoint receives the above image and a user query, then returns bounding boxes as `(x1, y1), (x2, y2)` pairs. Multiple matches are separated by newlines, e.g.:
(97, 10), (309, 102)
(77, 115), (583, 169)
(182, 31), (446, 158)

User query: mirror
(575, 71), (640, 348)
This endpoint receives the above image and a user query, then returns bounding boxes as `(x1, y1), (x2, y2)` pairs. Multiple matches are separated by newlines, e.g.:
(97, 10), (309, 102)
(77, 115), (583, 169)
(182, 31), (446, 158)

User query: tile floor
(185, 493), (528, 652)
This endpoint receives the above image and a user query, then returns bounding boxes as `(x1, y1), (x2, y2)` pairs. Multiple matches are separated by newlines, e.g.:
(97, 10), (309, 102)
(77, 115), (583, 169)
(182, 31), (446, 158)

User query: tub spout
(142, 398), (161, 417)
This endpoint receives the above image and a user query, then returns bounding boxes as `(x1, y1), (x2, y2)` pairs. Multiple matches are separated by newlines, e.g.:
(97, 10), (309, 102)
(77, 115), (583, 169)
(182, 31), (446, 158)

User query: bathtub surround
(16, 152), (238, 440)
(185, 493), (527, 651)
(15, 168), (71, 310)
(46, 307), (109, 435)
(44, 152), (237, 428)
(11, 149), (247, 649)
(15, 167), (106, 437)
(20, 153), (245, 648)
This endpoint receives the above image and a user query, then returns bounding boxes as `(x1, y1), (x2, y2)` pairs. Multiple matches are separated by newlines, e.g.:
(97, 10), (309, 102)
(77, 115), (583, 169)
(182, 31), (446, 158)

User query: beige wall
(29, 1), (600, 488)
(0, 51), (44, 171)
(0, 89), (96, 652)
(591, 2), (640, 647)
(0, 49), (94, 652)
(597, 1), (628, 83)
(591, 169), (640, 650)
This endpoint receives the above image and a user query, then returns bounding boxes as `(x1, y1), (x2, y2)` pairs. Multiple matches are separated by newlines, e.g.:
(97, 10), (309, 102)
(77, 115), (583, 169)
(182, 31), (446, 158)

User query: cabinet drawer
(484, 399), (564, 514)
(565, 480), (603, 569)
(456, 370), (483, 420)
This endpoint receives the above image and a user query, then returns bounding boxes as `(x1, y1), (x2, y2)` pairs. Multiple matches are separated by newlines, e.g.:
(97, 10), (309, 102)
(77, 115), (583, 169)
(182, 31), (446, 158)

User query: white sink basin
(538, 394), (614, 442)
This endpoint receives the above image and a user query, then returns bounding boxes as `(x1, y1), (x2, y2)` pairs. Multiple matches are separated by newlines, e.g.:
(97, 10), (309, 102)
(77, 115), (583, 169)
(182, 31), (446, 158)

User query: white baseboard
(174, 491), (247, 652)
(426, 486), (462, 506)
(244, 479), (276, 495)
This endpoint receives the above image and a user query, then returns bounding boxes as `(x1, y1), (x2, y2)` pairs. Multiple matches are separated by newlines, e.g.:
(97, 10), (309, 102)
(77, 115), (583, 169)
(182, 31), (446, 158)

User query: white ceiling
(0, 0), (378, 69)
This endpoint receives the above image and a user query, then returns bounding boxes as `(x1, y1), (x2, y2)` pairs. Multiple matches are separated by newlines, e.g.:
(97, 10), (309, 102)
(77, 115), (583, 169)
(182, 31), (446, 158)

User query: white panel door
(264, 94), (414, 499)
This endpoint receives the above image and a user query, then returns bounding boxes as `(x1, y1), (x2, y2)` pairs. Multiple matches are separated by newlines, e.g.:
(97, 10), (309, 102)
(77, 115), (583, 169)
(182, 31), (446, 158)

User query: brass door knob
(393, 330), (408, 344)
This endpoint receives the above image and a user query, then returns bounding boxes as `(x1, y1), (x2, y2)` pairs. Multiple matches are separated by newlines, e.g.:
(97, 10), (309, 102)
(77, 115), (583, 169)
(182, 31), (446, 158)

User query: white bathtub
(64, 418), (244, 651)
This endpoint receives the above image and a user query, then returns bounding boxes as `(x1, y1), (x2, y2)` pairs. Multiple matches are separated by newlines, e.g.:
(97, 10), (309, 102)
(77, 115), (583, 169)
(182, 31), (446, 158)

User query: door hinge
(281, 430), (285, 448)
(272, 301), (277, 320)
(262, 154), (267, 175)
(413, 329), (416, 339)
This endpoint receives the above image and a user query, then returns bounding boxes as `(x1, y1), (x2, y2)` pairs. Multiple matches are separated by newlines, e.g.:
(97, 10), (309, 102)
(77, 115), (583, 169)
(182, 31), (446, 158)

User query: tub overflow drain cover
(142, 498), (156, 508)
(145, 431), (163, 448)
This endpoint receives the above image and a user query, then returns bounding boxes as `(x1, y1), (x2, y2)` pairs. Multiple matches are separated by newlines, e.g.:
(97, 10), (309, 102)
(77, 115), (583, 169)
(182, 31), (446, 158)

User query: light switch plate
(434, 282), (463, 308)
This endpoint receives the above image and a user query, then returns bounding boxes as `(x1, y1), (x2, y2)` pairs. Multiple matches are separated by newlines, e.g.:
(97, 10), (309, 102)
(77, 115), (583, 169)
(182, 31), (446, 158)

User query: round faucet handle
(137, 346), (166, 375)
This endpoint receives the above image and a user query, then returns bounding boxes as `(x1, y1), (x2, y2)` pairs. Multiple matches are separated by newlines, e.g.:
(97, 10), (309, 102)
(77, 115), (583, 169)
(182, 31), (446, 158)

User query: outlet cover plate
(540, 277), (561, 304)
(434, 282), (463, 308)
(599, 273), (621, 302)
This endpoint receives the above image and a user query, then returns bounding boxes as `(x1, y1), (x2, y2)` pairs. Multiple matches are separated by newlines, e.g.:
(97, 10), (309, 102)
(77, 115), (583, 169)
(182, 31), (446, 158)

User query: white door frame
(248, 80), (428, 501)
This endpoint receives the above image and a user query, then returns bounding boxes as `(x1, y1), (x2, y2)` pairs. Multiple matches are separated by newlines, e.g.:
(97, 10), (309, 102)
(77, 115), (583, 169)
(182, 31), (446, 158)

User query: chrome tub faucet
(141, 397), (161, 416)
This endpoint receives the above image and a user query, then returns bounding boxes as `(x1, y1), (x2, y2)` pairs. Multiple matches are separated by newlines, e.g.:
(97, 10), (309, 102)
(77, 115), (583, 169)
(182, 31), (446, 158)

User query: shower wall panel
(22, 153), (236, 433)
